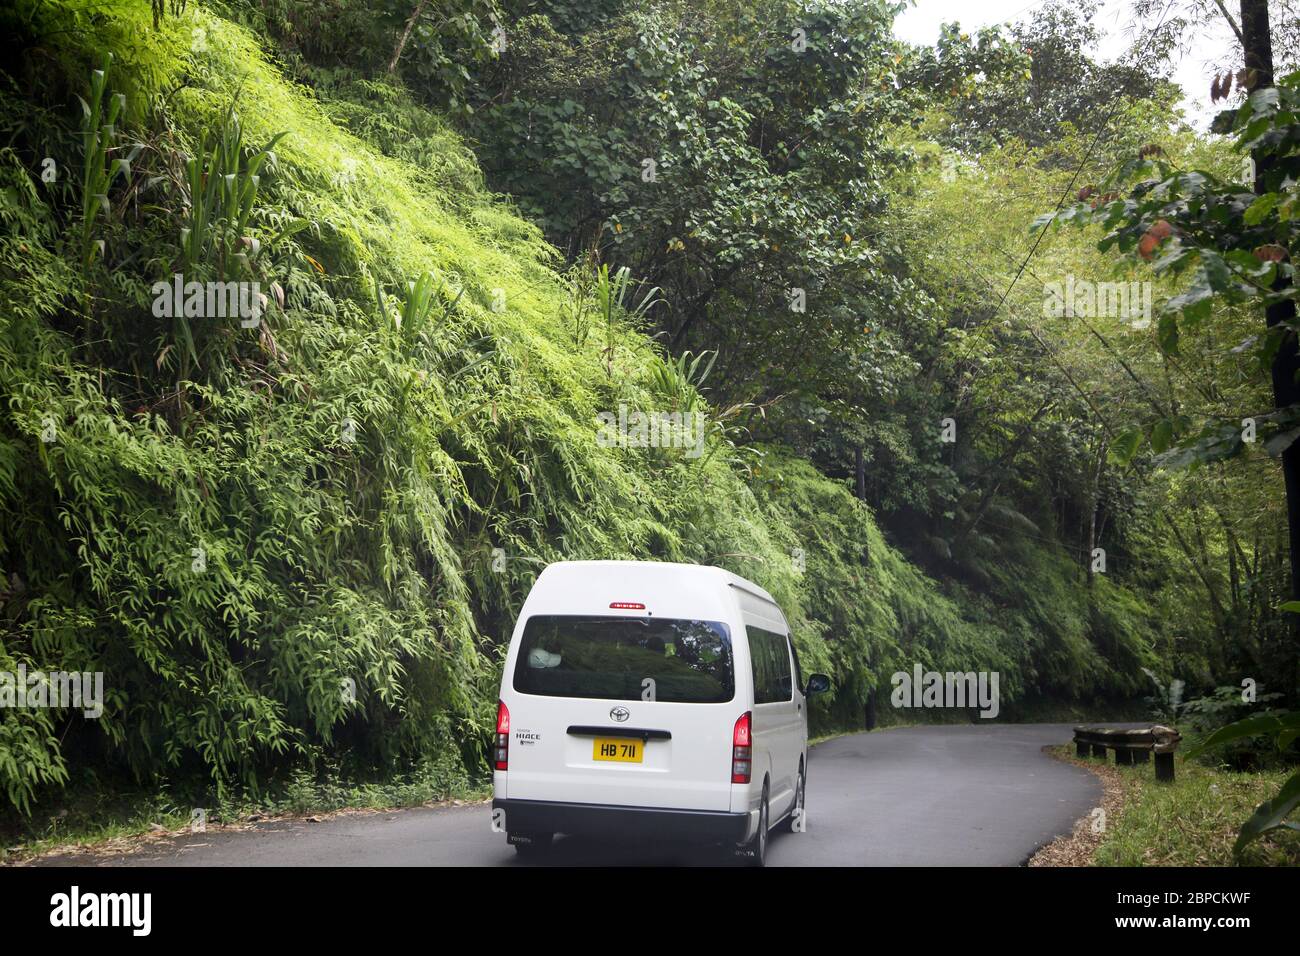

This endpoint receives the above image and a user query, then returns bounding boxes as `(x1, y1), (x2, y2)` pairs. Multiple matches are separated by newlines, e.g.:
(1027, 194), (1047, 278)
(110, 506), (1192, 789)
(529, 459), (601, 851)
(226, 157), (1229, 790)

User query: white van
(491, 560), (830, 865)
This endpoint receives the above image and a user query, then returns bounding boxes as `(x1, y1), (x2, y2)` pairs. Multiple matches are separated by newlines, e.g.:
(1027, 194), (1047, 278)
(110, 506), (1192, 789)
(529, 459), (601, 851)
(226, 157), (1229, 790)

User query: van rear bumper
(493, 798), (751, 844)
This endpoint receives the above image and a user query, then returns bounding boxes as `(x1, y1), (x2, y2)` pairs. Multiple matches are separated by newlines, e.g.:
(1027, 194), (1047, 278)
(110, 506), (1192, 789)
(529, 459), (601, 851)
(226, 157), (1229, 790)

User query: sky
(893, 0), (1240, 128)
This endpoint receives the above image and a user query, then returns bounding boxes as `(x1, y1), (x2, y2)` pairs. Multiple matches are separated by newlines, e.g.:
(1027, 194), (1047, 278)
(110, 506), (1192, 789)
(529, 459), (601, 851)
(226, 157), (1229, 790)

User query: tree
(1041, 0), (1300, 852)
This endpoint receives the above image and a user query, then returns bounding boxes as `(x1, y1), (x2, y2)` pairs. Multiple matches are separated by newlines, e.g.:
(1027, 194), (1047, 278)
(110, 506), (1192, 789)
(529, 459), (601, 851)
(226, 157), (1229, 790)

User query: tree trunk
(1087, 499), (1098, 588)
(1242, 0), (1300, 699)
(388, 0), (429, 74)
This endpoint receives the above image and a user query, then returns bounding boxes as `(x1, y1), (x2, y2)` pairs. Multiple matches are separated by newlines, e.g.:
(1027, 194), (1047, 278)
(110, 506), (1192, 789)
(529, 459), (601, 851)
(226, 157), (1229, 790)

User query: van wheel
(781, 766), (805, 833)
(744, 788), (769, 867)
(511, 832), (552, 857)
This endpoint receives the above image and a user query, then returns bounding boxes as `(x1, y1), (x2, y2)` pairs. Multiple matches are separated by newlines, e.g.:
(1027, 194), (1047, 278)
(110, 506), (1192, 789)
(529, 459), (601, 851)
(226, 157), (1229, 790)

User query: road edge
(1026, 745), (1123, 866)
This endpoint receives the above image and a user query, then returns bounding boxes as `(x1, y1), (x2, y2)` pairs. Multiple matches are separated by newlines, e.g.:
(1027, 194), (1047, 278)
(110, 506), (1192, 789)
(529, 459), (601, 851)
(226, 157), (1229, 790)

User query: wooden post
(1091, 743), (1107, 758)
(1115, 748), (1133, 766)
(1076, 738), (1089, 758)
(1154, 752), (1175, 782)
(1151, 724), (1181, 781)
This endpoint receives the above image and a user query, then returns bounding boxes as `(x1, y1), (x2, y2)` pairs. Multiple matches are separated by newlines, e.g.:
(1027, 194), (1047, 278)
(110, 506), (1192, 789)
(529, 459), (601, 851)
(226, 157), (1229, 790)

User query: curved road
(37, 724), (1100, 867)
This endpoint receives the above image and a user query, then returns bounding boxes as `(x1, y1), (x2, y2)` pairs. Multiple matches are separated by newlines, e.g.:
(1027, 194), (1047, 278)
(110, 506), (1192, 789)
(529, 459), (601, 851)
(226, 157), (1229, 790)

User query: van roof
(537, 560), (779, 607)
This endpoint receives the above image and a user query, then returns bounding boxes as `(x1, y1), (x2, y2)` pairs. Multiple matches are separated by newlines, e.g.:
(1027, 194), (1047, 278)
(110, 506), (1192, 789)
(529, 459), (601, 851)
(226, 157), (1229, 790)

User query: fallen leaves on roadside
(1028, 747), (1125, 867)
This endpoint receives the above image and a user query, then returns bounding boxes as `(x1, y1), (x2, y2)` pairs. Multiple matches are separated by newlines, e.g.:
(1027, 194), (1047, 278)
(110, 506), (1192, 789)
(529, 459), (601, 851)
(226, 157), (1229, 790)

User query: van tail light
(495, 700), (510, 771)
(731, 711), (752, 784)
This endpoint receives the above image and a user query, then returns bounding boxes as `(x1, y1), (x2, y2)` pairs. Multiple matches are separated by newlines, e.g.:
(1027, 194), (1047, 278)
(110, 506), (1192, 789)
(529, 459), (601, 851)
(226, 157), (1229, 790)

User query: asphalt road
(36, 724), (1101, 867)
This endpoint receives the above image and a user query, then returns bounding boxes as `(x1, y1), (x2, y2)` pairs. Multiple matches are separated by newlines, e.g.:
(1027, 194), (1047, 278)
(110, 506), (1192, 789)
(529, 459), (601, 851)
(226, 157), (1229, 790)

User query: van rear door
(501, 614), (737, 812)
(747, 625), (801, 815)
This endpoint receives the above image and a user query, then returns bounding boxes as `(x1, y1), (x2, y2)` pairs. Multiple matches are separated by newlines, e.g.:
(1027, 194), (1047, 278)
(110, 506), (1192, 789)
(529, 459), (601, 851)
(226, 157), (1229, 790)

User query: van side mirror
(805, 673), (831, 696)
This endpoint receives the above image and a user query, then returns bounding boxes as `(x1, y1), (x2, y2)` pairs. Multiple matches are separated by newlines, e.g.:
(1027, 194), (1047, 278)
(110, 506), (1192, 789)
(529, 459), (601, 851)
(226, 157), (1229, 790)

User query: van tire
(781, 766), (805, 833)
(744, 787), (770, 867)
(511, 832), (553, 857)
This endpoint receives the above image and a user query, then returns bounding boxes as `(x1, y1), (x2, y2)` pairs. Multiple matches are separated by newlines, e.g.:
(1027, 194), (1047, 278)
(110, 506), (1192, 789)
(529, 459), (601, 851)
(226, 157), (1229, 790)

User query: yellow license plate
(593, 738), (643, 763)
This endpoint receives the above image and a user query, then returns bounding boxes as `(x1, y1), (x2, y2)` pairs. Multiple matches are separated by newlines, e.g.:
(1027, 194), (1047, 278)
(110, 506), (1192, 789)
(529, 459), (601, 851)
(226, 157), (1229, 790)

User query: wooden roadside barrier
(1073, 725), (1182, 782)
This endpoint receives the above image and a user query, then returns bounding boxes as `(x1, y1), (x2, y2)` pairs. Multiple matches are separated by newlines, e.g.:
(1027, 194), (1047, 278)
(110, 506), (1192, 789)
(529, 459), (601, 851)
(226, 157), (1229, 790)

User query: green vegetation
(5, 758), (486, 863)
(1041, 40), (1300, 858)
(1085, 751), (1300, 867)
(0, 0), (1295, 859)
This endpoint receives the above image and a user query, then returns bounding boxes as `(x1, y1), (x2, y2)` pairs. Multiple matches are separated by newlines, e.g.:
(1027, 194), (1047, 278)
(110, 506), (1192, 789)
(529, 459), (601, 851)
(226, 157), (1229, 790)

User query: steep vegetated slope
(0, 0), (1154, 814)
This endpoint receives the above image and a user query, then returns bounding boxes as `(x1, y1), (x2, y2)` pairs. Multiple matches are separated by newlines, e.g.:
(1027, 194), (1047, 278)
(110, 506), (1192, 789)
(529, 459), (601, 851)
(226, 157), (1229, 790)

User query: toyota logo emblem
(610, 706), (630, 722)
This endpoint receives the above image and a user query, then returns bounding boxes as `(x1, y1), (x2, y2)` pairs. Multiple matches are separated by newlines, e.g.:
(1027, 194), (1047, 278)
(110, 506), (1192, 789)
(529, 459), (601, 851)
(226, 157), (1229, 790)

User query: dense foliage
(0, 0), (1294, 843)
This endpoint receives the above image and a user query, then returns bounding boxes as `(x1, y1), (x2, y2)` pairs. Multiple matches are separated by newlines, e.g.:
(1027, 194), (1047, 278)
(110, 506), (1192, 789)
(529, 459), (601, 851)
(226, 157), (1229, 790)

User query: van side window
(747, 626), (792, 703)
(788, 635), (803, 692)
(750, 629), (772, 703)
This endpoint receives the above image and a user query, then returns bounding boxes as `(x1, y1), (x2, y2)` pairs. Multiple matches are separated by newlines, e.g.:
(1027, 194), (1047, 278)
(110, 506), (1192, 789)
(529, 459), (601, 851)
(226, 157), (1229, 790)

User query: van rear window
(513, 615), (734, 703)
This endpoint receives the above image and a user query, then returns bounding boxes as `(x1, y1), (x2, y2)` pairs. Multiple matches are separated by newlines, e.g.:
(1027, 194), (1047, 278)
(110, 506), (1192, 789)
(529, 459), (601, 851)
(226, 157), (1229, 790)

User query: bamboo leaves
(77, 54), (140, 271)
(181, 104), (285, 280)
(595, 264), (661, 376)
